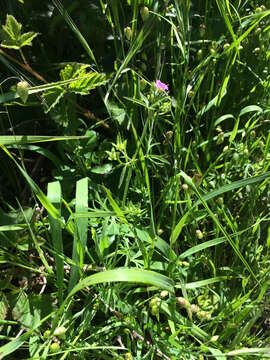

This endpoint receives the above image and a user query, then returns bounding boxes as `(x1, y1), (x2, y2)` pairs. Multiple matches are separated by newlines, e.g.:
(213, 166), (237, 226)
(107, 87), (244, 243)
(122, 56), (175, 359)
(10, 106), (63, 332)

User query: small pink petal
(156, 80), (169, 91)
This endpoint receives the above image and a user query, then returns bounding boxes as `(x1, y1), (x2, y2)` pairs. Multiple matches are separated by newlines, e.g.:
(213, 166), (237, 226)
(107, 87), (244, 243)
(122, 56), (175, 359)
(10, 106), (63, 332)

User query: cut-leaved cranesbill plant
(0, 0), (269, 359)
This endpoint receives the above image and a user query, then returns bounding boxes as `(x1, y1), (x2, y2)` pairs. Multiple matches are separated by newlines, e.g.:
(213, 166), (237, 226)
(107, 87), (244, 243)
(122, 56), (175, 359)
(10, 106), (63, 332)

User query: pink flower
(156, 80), (169, 91)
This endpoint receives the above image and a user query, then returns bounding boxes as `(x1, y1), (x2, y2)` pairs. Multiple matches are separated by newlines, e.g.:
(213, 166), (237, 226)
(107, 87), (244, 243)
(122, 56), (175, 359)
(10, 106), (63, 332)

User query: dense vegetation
(0, 0), (269, 359)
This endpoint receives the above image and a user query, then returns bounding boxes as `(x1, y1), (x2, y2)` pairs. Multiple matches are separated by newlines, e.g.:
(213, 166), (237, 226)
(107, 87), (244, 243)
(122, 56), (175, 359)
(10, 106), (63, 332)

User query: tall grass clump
(0, 0), (269, 359)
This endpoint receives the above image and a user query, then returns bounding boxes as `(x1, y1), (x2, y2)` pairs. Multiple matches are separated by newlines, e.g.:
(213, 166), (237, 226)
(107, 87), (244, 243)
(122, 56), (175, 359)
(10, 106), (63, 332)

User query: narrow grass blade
(52, 0), (98, 67)
(177, 276), (232, 289)
(17, 202), (53, 275)
(0, 135), (91, 145)
(68, 178), (88, 292)
(0, 312), (53, 358)
(103, 186), (129, 225)
(47, 181), (64, 304)
(179, 237), (226, 259)
(0, 144), (61, 220)
(9, 144), (62, 169)
(180, 171), (257, 281)
(196, 171), (270, 205)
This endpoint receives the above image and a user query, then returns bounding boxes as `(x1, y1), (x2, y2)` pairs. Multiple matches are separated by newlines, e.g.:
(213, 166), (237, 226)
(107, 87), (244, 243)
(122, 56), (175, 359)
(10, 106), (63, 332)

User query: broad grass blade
(68, 178), (88, 292)
(47, 181), (64, 304)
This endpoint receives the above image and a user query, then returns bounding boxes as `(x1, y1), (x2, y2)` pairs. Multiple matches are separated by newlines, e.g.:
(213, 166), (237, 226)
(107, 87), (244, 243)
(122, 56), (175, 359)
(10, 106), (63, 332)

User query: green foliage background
(0, 0), (269, 359)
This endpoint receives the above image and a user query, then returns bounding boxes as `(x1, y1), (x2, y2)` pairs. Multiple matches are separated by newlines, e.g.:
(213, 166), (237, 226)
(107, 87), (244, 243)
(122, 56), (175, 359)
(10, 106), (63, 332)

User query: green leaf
(43, 86), (66, 113)
(2, 15), (22, 40)
(107, 101), (126, 125)
(91, 164), (113, 174)
(19, 31), (39, 47)
(239, 104), (263, 117)
(60, 63), (107, 95)
(1, 15), (38, 50)
(70, 268), (174, 296)
(0, 38), (21, 50)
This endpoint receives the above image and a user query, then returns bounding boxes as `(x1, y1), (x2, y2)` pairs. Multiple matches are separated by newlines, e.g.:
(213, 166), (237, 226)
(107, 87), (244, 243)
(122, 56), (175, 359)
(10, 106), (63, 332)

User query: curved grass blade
(0, 144), (61, 220)
(69, 268), (174, 297)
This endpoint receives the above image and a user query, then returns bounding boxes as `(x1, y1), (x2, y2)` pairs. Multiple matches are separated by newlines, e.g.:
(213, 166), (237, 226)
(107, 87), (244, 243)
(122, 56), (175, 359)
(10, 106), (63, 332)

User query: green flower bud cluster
(149, 297), (161, 316)
(43, 326), (67, 352)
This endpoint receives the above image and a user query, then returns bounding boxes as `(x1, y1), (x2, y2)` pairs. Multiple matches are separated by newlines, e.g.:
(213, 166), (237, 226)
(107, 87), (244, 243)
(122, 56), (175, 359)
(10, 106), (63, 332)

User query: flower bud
(182, 261), (189, 267)
(176, 297), (188, 307)
(43, 330), (51, 339)
(151, 304), (159, 315)
(124, 27), (132, 40)
(192, 174), (202, 187)
(53, 326), (67, 340)
(190, 304), (199, 313)
(197, 49), (203, 60)
(160, 290), (169, 298)
(216, 132), (224, 145)
(50, 342), (60, 352)
(196, 229), (203, 240)
(140, 6), (149, 22)
(149, 298), (160, 307)
(199, 24), (206, 37)
(182, 183), (189, 191)
(210, 335), (219, 342)
(125, 353), (133, 360)
(140, 78), (147, 90)
(197, 310), (211, 321)
(16, 80), (29, 104)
